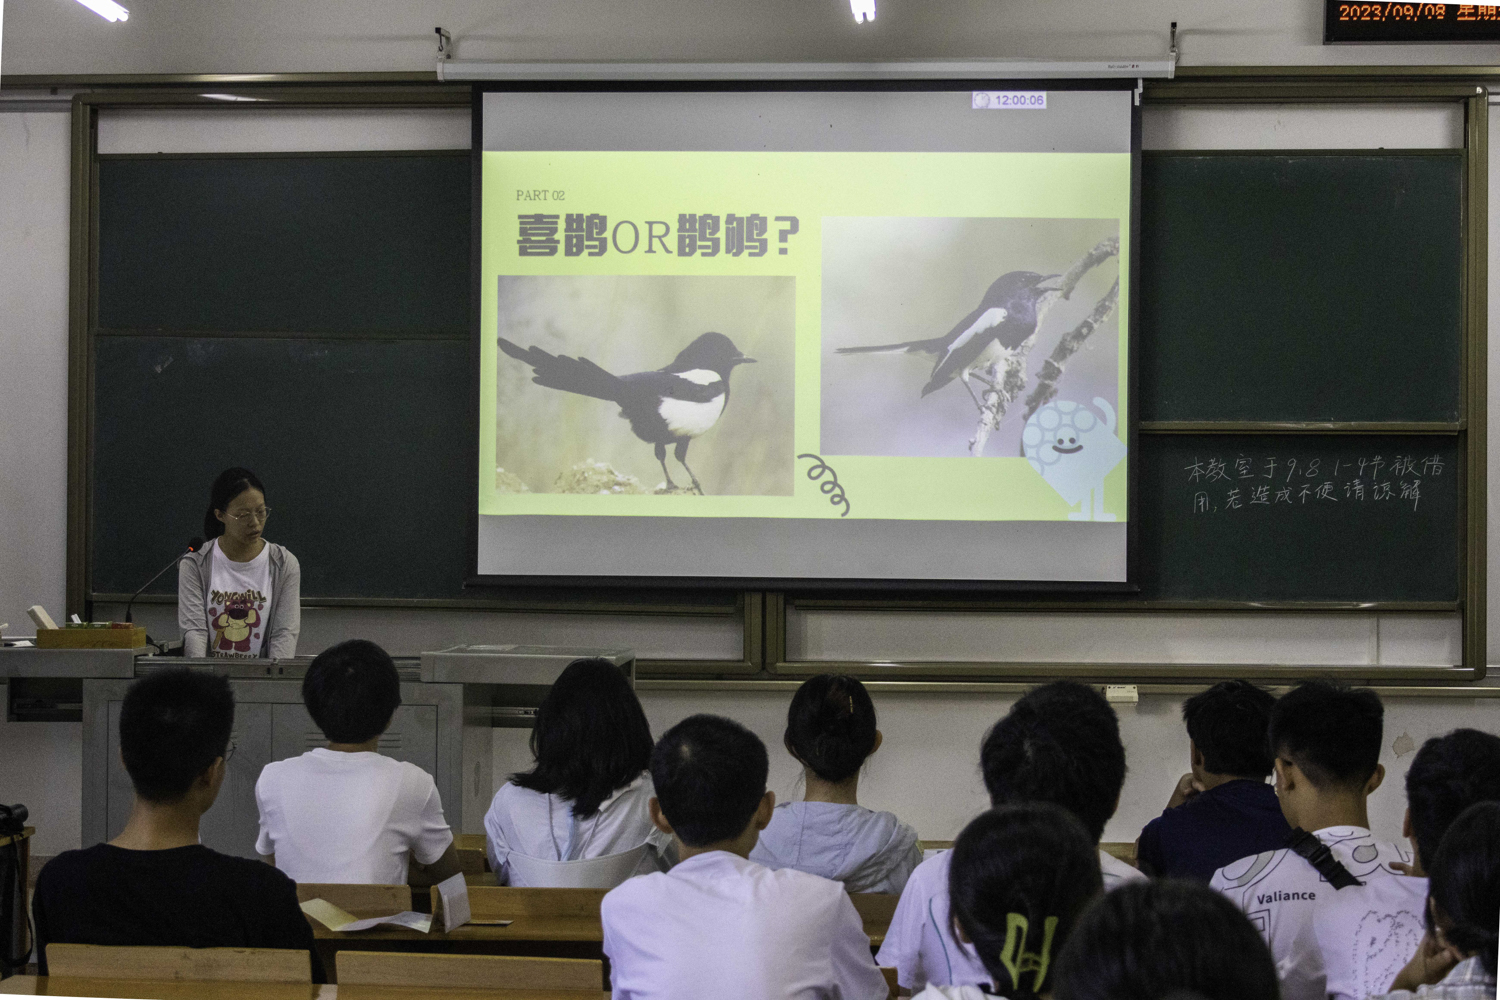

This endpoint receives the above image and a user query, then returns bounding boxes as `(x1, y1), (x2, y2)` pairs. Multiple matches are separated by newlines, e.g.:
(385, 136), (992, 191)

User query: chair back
(45, 944), (310, 983)
(505, 843), (650, 888)
(294, 883), (411, 916)
(336, 950), (601, 992)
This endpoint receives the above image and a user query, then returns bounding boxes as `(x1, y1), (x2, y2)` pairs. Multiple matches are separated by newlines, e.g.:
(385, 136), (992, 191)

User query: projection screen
(477, 86), (1134, 584)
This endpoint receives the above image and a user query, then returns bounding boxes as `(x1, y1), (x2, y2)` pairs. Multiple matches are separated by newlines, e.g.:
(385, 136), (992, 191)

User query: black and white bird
(836, 270), (1060, 408)
(497, 331), (756, 495)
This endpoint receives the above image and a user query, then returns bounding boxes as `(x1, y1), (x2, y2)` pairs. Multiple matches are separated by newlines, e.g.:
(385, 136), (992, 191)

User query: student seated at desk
(484, 657), (672, 885)
(910, 803), (1102, 1000)
(1210, 681), (1409, 1000)
(1051, 879), (1280, 1000)
(1372, 800), (1500, 1000)
(1315, 728), (1500, 1000)
(601, 714), (888, 1000)
(255, 639), (461, 884)
(877, 682), (1144, 994)
(31, 669), (323, 980)
(1136, 680), (1290, 881)
(749, 674), (921, 894)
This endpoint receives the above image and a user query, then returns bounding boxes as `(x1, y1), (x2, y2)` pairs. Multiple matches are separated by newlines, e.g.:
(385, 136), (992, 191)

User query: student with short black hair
(601, 714), (887, 1000)
(32, 669), (323, 979)
(878, 681), (1145, 994)
(1373, 800), (1500, 999)
(1136, 680), (1290, 881)
(484, 657), (671, 884)
(749, 674), (921, 894)
(1052, 879), (1281, 1000)
(910, 803), (1103, 1000)
(1314, 728), (1500, 1000)
(1210, 680), (1401, 1000)
(254, 639), (460, 884)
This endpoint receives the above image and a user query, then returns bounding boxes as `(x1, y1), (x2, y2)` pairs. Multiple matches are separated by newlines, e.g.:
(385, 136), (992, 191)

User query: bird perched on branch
(835, 270), (1060, 408)
(497, 331), (756, 495)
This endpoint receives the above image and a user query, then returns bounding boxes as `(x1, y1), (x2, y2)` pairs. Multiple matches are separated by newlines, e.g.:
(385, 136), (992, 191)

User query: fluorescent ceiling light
(850, 0), (875, 23)
(74, 0), (128, 21)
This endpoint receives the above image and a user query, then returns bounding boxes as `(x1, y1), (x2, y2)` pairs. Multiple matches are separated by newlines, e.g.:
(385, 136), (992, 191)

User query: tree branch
(967, 236), (1120, 458)
(1020, 278), (1121, 434)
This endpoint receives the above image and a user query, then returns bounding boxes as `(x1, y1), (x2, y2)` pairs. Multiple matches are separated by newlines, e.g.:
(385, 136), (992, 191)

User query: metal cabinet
(85, 676), (462, 859)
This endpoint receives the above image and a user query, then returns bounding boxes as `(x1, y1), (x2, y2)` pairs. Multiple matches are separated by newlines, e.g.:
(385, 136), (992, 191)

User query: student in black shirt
(32, 668), (323, 981)
(1136, 680), (1290, 880)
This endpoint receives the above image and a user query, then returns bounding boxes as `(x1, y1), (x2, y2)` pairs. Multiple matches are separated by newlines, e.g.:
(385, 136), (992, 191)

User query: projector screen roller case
(478, 88), (1134, 584)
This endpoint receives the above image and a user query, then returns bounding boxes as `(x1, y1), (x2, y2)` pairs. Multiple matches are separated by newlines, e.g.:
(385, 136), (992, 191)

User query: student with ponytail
(909, 803), (1101, 999)
(1373, 800), (1500, 999)
(178, 467), (301, 659)
(748, 674), (921, 893)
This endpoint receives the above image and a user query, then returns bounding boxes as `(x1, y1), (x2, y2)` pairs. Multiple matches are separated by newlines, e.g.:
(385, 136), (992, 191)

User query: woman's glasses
(225, 507), (271, 522)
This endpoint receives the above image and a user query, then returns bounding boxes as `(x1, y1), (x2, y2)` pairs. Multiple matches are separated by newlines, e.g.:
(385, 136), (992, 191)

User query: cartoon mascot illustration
(213, 595), (262, 654)
(1021, 397), (1127, 522)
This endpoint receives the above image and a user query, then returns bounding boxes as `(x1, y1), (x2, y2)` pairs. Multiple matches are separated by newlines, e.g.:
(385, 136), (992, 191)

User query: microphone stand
(125, 542), (202, 650)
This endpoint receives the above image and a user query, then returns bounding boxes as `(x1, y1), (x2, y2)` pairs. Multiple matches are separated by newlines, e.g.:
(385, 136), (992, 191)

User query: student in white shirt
(484, 658), (672, 885)
(255, 639), (460, 885)
(1316, 728), (1500, 1000)
(1210, 680), (1403, 1000)
(909, 802), (1102, 1000)
(1372, 801), (1500, 1000)
(877, 682), (1146, 994)
(1051, 879), (1281, 1000)
(749, 674), (921, 894)
(601, 713), (888, 1000)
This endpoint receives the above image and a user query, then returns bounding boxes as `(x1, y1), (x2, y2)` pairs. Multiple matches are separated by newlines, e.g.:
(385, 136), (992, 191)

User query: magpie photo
(835, 269), (1059, 408)
(497, 331), (756, 495)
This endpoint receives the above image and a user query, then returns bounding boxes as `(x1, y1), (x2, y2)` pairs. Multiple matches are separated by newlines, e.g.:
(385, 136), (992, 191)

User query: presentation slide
(478, 88), (1133, 583)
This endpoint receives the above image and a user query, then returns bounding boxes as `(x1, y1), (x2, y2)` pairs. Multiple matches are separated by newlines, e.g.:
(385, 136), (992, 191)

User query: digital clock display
(1326, 1), (1500, 42)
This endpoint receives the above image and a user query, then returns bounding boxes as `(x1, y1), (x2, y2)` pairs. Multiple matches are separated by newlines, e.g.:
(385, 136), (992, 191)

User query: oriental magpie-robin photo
(836, 269), (1060, 409)
(498, 331), (755, 495)
(820, 217), (1120, 459)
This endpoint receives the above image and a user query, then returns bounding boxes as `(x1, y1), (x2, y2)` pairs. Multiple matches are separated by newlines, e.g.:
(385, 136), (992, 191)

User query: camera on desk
(0, 805), (26, 837)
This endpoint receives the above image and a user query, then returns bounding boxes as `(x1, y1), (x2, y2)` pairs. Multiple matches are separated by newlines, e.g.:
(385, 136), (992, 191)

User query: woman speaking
(179, 467), (301, 659)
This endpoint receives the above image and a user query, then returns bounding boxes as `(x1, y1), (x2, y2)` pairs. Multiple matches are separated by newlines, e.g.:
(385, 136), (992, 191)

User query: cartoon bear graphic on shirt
(213, 595), (261, 653)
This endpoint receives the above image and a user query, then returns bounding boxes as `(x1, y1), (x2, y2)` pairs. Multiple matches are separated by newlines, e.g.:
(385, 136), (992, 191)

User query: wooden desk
(453, 834), (491, 876)
(0, 978), (610, 1000)
(0, 976), (319, 999)
(309, 883), (894, 957)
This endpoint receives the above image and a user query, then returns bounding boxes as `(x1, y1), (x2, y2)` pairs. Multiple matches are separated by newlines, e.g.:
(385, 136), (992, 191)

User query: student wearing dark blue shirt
(1136, 680), (1291, 881)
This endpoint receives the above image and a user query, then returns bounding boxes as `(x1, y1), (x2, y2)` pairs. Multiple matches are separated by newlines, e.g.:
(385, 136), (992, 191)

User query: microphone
(125, 537), (204, 625)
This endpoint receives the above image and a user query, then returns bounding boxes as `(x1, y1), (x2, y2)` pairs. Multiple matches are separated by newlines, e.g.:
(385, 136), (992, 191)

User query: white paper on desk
(300, 898), (433, 934)
(436, 872), (471, 932)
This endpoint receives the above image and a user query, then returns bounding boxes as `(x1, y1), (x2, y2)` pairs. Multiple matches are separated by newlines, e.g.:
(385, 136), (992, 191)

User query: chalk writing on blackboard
(1184, 453), (1442, 513)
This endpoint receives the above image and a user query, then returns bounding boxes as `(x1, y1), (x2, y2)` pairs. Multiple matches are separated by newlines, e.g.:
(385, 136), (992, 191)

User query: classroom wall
(2, 91), (1499, 855)
(6, 0), (1500, 75)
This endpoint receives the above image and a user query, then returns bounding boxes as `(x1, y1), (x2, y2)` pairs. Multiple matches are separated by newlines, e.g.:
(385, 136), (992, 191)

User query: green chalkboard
(1137, 434), (1460, 602)
(98, 154), (472, 336)
(92, 336), (474, 599)
(86, 146), (1467, 606)
(1139, 153), (1463, 423)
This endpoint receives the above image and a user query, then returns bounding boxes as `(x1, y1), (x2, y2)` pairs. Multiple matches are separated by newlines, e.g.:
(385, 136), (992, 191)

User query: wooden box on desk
(35, 627), (146, 650)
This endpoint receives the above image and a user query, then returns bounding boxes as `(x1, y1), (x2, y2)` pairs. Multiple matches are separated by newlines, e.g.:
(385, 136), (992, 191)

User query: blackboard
(97, 154), (472, 336)
(1137, 434), (1460, 602)
(87, 146), (1468, 606)
(92, 336), (473, 599)
(1138, 153), (1464, 423)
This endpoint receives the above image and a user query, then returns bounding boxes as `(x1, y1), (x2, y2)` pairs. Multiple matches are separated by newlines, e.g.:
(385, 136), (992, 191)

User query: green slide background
(480, 150), (1130, 522)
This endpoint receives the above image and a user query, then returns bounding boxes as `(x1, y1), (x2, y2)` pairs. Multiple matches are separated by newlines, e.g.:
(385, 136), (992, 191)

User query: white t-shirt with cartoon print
(1210, 826), (1417, 1000)
(205, 540), (272, 659)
